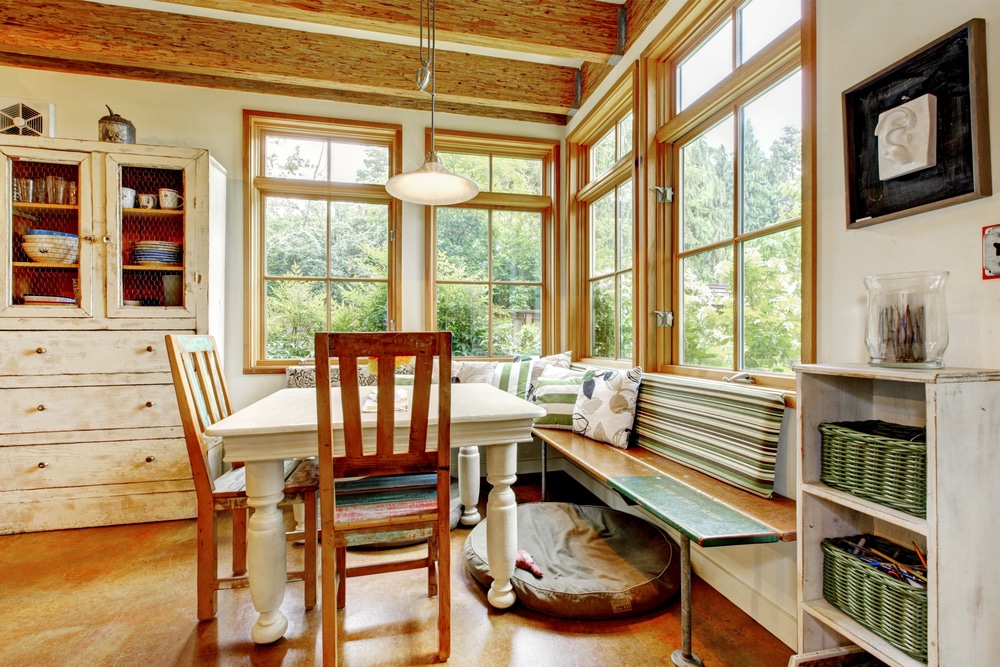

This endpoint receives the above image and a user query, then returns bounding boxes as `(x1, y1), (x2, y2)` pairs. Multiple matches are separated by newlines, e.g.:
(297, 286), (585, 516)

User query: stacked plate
(21, 230), (79, 264)
(24, 294), (76, 305)
(133, 240), (182, 266)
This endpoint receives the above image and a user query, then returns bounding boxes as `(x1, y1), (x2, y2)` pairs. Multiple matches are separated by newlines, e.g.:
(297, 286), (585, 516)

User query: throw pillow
(533, 369), (591, 430)
(573, 367), (642, 449)
(455, 361), (497, 384)
(490, 359), (534, 399)
(514, 350), (572, 399)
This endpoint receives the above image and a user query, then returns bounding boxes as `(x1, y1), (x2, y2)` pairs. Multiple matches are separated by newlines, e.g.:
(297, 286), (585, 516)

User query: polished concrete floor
(0, 473), (794, 667)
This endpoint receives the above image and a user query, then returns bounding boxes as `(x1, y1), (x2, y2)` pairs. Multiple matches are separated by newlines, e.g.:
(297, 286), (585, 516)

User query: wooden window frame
(642, 0), (816, 390)
(567, 71), (638, 368)
(242, 110), (403, 373)
(424, 129), (560, 358)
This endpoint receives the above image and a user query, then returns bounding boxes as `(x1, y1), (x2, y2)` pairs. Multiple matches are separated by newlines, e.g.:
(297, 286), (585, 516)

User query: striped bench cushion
(632, 374), (786, 498)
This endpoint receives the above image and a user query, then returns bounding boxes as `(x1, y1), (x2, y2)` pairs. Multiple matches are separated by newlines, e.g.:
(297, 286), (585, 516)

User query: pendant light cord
(417, 0), (438, 156)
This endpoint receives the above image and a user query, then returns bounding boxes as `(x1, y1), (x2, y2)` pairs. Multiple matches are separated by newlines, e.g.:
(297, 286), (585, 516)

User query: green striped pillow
(532, 371), (590, 429)
(490, 359), (534, 399)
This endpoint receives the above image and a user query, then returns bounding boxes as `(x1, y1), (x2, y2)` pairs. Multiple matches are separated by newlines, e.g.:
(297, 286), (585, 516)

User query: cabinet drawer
(0, 438), (191, 491)
(0, 330), (172, 376)
(0, 384), (181, 433)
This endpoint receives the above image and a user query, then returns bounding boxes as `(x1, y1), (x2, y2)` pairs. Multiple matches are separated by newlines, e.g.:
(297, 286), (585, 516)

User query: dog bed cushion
(464, 502), (680, 619)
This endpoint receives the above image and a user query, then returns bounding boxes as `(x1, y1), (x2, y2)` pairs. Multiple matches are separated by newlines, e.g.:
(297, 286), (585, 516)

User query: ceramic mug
(158, 188), (183, 210)
(120, 187), (137, 209)
(137, 193), (158, 209)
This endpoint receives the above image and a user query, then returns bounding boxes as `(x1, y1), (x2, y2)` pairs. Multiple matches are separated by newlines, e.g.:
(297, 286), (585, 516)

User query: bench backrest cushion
(574, 367), (642, 449)
(633, 374), (786, 498)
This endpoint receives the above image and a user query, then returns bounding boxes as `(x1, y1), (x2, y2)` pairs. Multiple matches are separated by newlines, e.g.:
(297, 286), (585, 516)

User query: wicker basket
(822, 535), (928, 662)
(819, 420), (926, 517)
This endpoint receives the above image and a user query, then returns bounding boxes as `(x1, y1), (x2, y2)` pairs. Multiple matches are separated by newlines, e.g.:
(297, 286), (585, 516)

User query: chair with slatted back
(165, 334), (319, 622)
(315, 331), (452, 666)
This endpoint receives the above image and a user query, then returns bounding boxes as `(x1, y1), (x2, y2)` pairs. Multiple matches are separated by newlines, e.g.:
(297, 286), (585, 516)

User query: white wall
(816, 0), (1000, 367)
(0, 66), (562, 408)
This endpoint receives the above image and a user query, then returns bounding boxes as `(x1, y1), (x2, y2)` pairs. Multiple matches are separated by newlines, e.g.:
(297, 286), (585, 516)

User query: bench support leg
(671, 535), (704, 667)
(541, 442), (547, 502)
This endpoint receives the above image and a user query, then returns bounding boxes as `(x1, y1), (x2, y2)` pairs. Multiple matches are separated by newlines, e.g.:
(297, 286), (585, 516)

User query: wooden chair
(165, 334), (319, 621)
(315, 331), (452, 666)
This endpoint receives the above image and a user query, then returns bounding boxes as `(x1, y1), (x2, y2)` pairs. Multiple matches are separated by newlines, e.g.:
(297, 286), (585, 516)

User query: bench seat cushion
(464, 502), (680, 619)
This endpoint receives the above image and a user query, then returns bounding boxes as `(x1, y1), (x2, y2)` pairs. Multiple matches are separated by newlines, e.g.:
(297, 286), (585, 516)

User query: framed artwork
(843, 18), (991, 229)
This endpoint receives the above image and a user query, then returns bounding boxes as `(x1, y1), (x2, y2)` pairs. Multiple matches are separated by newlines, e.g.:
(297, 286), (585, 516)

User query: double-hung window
(653, 0), (812, 383)
(428, 131), (559, 358)
(244, 111), (402, 372)
(568, 74), (635, 363)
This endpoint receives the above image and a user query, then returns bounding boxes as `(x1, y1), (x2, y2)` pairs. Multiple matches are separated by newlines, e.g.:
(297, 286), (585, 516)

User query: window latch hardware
(723, 372), (755, 384)
(655, 311), (673, 327)
(654, 186), (674, 203)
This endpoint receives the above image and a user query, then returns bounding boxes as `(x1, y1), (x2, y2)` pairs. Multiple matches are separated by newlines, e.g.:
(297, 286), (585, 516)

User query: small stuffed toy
(516, 549), (543, 578)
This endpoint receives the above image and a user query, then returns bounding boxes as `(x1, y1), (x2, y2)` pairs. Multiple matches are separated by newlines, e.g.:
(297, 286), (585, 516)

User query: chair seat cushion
(337, 478), (464, 548)
(464, 502), (680, 619)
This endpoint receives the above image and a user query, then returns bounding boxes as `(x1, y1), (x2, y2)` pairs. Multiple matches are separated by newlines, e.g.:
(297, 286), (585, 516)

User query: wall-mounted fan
(0, 99), (55, 137)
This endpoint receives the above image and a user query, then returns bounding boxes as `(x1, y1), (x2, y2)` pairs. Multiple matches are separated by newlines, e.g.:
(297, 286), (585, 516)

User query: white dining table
(204, 383), (545, 644)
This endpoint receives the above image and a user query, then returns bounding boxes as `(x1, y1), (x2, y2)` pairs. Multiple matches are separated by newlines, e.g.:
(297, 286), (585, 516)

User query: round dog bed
(464, 502), (680, 619)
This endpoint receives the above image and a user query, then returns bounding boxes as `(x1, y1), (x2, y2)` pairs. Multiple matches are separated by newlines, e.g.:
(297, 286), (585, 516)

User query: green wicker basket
(822, 535), (928, 662)
(819, 420), (926, 518)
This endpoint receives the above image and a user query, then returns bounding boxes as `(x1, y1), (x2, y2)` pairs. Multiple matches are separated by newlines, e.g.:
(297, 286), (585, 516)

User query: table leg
(671, 534), (704, 667)
(459, 445), (482, 525)
(245, 459), (290, 644)
(485, 443), (518, 609)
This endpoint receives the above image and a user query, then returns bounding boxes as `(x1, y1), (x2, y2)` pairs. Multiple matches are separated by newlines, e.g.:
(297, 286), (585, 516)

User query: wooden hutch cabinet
(0, 136), (226, 534)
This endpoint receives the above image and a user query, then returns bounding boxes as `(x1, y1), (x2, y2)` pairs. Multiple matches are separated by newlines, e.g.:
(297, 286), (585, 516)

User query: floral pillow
(573, 367), (642, 449)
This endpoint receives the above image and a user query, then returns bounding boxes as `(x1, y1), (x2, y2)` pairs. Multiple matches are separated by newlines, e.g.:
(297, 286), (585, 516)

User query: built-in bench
(534, 372), (796, 666)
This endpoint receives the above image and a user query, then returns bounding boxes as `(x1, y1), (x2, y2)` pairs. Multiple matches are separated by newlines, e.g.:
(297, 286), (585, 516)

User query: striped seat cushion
(632, 374), (786, 498)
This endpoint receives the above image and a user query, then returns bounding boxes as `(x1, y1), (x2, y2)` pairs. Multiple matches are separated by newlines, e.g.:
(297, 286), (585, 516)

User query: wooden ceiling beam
(0, 51), (568, 126)
(154, 0), (622, 63)
(0, 0), (578, 116)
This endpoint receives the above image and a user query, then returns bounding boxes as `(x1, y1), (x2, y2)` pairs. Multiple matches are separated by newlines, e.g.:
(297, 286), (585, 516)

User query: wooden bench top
(534, 427), (796, 546)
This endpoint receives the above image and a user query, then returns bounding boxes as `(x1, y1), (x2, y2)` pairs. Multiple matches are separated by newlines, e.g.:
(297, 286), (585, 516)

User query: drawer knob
(37, 404), (46, 411)
(146, 345), (155, 352)
(38, 462), (47, 468)
(36, 347), (46, 354)
(145, 401), (155, 408)
(145, 455), (156, 463)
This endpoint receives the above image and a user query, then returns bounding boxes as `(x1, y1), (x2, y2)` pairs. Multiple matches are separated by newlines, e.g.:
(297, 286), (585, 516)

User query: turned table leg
(245, 459), (290, 644)
(459, 445), (482, 525)
(485, 443), (518, 609)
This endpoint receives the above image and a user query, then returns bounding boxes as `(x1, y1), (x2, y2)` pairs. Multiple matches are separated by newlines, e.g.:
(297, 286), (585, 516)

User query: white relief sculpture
(874, 93), (937, 180)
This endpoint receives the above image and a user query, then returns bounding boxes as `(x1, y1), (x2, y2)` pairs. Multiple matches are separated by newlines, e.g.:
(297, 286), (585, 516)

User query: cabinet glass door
(1, 147), (93, 318)
(105, 153), (197, 321)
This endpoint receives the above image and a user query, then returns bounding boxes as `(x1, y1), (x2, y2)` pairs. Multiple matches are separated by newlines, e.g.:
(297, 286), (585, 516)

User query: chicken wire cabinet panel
(0, 136), (226, 533)
(795, 363), (1000, 667)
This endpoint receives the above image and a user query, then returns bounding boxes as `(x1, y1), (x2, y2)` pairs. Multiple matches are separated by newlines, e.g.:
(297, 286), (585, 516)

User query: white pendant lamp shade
(385, 152), (479, 206)
(384, 0), (479, 207)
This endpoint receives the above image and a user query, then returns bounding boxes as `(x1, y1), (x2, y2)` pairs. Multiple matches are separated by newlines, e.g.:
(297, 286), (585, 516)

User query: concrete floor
(0, 473), (794, 667)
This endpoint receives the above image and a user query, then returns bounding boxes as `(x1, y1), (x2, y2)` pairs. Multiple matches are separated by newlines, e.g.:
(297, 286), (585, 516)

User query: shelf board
(802, 599), (926, 667)
(12, 202), (78, 212)
(801, 482), (928, 535)
(122, 207), (183, 216)
(12, 261), (79, 270)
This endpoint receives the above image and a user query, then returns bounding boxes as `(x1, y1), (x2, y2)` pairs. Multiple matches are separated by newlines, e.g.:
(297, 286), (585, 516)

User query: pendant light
(385, 0), (479, 206)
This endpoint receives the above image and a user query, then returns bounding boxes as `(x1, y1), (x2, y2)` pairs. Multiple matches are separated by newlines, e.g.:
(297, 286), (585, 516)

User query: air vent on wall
(0, 98), (55, 137)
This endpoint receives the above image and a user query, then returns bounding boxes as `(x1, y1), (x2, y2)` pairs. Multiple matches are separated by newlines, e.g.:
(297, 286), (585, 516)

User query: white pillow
(573, 367), (642, 449)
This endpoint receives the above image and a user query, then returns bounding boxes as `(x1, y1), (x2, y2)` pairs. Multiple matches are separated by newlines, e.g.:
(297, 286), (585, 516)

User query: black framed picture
(843, 18), (991, 229)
